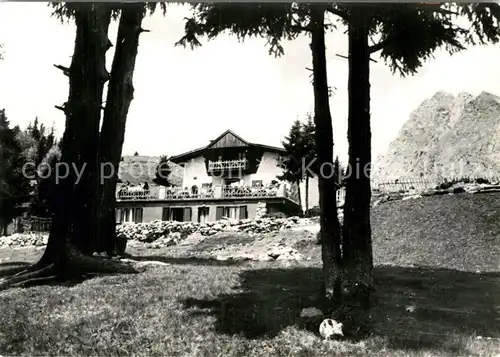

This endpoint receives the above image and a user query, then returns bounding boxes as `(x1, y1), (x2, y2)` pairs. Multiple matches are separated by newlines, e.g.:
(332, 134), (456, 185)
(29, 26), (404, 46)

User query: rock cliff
(373, 91), (500, 182)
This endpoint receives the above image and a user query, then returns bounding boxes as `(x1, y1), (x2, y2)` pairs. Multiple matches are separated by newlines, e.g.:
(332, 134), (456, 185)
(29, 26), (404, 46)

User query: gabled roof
(169, 129), (286, 163)
(206, 129), (249, 149)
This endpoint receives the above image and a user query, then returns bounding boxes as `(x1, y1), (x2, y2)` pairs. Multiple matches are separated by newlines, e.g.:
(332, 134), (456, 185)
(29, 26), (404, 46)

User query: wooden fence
(374, 174), (500, 194)
(374, 178), (438, 193)
(21, 217), (52, 233)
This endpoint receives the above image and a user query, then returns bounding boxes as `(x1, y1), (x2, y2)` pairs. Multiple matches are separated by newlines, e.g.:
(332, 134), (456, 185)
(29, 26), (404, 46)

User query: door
(171, 208), (184, 222)
(133, 208), (143, 223)
(239, 205), (247, 219)
(216, 206), (224, 220)
(116, 208), (122, 224)
(183, 207), (192, 222)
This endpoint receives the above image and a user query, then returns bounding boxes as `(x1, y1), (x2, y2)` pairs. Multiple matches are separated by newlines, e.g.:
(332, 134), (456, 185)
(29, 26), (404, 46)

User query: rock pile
(117, 216), (310, 243)
(0, 216), (318, 250)
(215, 241), (305, 262)
(215, 246), (304, 262)
(267, 243), (304, 261)
(0, 233), (48, 248)
(116, 220), (198, 244)
(255, 202), (267, 219)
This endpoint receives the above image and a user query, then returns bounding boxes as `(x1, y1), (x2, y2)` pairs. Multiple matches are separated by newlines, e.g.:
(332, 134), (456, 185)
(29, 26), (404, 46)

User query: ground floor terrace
(116, 182), (301, 224)
(115, 197), (301, 224)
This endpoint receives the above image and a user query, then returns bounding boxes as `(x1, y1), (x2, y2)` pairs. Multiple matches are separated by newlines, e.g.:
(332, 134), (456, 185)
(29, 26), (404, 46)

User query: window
(198, 207), (210, 223)
(225, 178), (239, 186)
(171, 208), (183, 222)
(171, 207), (192, 222)
(119, 208), (143, 224)
(252, 180), (263, 188)
(133, 208), (143, 223)
(162, 207), (170, 221)
(224, 207), (238, 220)
(216, 205), (247, 220)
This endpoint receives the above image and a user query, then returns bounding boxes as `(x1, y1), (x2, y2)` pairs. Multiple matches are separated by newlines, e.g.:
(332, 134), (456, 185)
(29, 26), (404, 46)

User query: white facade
(180, 151), (286, 189)
(299, 176), (320, 211)
(181, 156), (212, 189)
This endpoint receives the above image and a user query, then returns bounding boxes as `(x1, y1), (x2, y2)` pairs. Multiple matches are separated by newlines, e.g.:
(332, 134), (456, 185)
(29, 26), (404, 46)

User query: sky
(1, 3), (499, 163)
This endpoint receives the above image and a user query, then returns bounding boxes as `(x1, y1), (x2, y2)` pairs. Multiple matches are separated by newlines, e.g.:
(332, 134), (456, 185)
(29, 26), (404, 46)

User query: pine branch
(368, 39), (390, 54)
(53, 64), (70, 76)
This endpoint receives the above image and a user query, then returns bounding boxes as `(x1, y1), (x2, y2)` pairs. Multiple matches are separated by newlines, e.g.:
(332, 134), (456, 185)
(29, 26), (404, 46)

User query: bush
(305, 206), (321, 218)
(263, 211), (287, 219)
(436, 177), (492, 190)
(115, 234), (128, 256)
(316, 230), (322, 245)
(476, 177), (491, 184)
(436, 180), (454, 190)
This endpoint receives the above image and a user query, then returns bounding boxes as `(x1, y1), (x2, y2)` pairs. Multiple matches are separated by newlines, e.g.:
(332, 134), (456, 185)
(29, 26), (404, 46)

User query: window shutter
(239, 205), (247, 219)
(116, 209), (122, 224)
(183, 207), (192, 222)
(134, 208), (143, 223)
(216, 206), (224, 220)
(162, 207), (170, 221)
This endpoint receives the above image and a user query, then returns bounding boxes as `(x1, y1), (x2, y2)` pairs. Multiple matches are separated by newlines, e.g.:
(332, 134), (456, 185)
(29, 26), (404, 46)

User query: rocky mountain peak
(373, 91), (500, 182)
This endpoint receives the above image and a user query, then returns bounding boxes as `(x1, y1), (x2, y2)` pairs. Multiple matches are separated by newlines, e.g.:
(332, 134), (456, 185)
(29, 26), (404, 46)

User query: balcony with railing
(116, 182), (299, 204)
(220, 183), (299, 204)
(208, 158), (248, 172)
(222, 185), (278, 199)
(162, 187), (215, 200)
(116, 186), (161, 200)
(116, 185), (214, 201)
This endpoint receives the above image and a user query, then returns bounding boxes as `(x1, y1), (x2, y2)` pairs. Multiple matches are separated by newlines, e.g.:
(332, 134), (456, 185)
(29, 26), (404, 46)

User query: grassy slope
(372, 192), (500, 272)
(0, 193), (499, 356)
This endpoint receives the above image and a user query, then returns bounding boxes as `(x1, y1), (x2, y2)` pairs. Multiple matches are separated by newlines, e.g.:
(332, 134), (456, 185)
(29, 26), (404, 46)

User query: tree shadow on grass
(130, 255), (247, 267)
(181, 265), (500, 352)
(0, 255), (244, 290)
(0, 262), (31, 278)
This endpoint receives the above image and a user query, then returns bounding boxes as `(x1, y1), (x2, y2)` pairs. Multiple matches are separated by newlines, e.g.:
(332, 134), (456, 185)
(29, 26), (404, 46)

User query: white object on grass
(319, 318), (343, 340)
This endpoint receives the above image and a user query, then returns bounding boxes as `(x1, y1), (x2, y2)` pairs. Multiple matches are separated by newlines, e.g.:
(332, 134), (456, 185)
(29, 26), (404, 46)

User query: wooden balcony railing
(222, 185), (278, 198)
(162, 188), (215, 200)
(116, 186), (161, 200)
(116, 185), (214, 201)
(116, 182), (299, 204)
(208, 158), (248, 171)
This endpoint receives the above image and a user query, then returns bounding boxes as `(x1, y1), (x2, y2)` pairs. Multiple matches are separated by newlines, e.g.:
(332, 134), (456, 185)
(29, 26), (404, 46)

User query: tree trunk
(0, 5), (139, 291)
(39, 3), (112, 264)
(305, 175), (310, 213)
(97, 3), (147, 256)
(310, 5), (342, 301)
(296, 180), (303, 214)
(342, 7), (374, 300)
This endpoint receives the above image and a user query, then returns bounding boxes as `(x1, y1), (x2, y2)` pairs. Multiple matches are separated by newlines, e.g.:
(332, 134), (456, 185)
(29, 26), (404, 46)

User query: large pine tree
(177, 2), (500, 307)
(278, 119), (306, 213)
(0, 110), (30, 235)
